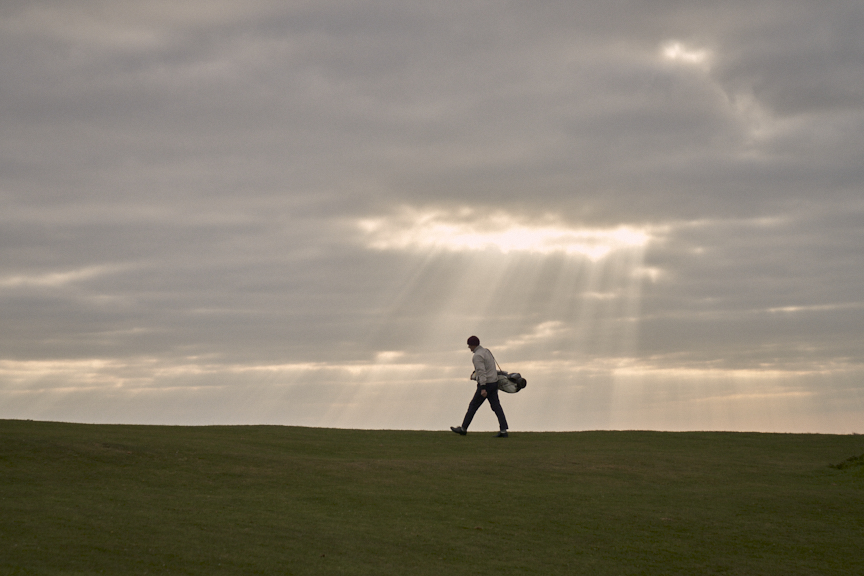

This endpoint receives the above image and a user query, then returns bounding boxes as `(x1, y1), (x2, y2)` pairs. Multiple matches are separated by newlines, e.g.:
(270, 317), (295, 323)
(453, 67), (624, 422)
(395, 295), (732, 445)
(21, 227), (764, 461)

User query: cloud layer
(2, 0), (863, 431)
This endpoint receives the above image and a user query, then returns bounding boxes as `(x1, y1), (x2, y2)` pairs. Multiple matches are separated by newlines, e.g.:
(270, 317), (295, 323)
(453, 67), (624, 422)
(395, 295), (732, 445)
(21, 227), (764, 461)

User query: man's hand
(480, 388), (488, 398)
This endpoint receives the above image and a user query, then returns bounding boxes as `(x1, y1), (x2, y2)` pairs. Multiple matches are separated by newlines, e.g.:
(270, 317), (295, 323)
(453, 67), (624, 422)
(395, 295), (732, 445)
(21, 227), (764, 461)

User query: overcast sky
(2, 0), (862, 432)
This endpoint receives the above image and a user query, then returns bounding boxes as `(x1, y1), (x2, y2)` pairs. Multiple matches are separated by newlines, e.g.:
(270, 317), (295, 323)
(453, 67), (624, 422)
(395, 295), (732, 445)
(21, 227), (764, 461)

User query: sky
(2, 0), (863, 432)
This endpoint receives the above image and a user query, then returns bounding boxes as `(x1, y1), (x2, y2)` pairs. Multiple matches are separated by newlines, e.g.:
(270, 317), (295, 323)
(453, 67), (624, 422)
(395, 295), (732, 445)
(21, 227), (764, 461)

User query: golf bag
(496, 370), (527, 393)
(471, 370), (528, 394)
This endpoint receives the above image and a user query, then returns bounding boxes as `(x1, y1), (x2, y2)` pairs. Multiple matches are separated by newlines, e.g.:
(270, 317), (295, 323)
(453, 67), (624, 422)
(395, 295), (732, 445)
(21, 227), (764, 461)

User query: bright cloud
(662, 41), (711, 66)
(0, 266), (120, 289)
(358, 209), (654, 260)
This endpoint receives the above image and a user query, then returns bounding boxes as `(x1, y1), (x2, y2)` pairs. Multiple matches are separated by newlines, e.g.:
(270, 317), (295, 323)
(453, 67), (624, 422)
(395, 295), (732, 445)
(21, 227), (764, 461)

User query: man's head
(467, 335), (480, 352)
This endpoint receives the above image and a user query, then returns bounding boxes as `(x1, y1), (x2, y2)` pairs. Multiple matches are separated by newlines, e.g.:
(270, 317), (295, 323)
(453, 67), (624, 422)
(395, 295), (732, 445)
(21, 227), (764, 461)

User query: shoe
(495, 431), (509, 438)
(450, 426), (467, 436)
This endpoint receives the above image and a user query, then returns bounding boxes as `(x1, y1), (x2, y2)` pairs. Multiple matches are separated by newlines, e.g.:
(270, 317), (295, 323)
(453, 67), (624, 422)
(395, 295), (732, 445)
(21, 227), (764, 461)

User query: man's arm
(472, 353), (486, 385)
(473, 351), (490, 397)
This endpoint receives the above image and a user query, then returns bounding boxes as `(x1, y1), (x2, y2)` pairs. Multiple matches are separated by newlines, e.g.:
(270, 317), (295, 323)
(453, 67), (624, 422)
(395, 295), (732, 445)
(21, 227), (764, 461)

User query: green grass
(1, 420), (863, 575)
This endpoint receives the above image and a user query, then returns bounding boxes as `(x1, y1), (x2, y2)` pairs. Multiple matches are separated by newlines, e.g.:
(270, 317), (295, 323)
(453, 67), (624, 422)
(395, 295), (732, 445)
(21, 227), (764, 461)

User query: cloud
(662, 41), (711, 66)
(357, 207), (654, 259)
(0, 265), (123, 288)
(1, 0), (862, 430)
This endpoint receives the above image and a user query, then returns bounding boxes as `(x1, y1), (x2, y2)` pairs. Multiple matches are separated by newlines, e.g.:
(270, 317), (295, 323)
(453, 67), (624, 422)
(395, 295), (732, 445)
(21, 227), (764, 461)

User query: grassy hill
(2, 420), (863, 575)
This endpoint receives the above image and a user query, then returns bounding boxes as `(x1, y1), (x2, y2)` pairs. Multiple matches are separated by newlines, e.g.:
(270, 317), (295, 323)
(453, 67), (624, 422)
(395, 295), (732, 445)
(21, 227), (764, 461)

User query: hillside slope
(2, 420), (862, 575)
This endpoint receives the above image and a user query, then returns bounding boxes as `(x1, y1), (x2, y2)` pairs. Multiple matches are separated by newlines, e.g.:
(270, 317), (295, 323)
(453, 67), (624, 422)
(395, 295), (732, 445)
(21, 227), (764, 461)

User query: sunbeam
(341, 208), (656, 430)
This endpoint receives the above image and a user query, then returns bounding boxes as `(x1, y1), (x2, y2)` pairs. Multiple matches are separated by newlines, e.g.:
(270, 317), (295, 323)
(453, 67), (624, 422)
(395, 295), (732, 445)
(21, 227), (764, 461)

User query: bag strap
(489, 350), (504, 373)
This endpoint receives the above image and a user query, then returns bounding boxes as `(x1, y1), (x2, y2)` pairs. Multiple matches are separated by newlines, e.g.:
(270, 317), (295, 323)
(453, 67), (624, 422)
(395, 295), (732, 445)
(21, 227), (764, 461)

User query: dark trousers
(461, 382), (509, 431)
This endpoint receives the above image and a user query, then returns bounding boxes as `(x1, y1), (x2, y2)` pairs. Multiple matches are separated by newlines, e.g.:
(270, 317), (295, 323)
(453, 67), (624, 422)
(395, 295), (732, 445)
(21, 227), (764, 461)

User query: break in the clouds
(358, 208), (653, 259)
(1, 0), (863, 432)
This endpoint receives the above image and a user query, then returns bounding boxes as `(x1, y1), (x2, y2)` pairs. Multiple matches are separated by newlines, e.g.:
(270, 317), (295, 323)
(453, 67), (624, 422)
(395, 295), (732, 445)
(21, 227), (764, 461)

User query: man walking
(451, 336), (509, 438)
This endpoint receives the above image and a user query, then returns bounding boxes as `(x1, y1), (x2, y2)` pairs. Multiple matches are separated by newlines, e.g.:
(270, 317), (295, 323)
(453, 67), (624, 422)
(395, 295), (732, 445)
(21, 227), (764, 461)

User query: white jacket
(471, 345), (498, 386)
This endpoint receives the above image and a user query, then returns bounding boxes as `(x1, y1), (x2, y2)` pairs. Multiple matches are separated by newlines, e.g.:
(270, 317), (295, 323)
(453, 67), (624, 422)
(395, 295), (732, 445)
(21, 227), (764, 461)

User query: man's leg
(460, 387), (487, 431)
(485, 384), (509, 432)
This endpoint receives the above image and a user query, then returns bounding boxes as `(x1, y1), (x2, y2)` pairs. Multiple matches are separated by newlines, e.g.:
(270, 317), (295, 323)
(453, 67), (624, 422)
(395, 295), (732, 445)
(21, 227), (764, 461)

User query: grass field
(1, 420), (863, 575)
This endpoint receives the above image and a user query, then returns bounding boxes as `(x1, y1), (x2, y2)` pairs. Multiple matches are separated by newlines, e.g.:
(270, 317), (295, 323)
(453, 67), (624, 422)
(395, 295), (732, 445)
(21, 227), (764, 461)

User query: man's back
(472, 345), (498, 385)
